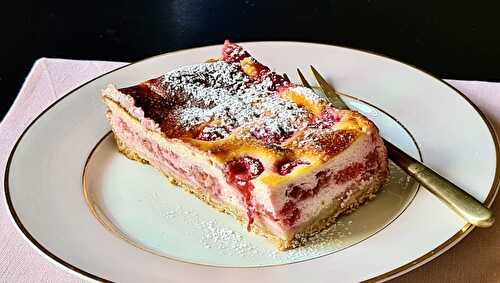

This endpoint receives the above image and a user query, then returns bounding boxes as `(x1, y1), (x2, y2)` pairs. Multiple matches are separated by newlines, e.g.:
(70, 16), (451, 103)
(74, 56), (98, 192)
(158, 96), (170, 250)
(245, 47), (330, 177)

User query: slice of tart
(101, 40), (388, 250)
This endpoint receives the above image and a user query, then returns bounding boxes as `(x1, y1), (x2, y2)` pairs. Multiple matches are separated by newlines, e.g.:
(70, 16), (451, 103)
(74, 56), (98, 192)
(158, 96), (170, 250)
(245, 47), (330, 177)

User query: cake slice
(101, 40), (388, 250)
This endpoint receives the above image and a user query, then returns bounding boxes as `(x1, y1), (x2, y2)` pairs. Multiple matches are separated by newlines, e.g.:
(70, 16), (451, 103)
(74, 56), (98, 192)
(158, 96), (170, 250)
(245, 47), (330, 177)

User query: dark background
(1, 0), (500, 119)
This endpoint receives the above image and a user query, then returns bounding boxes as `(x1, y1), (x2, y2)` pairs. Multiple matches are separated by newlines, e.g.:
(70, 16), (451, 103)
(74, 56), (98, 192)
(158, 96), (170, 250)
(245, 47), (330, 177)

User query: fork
(291, 66), (494, 228)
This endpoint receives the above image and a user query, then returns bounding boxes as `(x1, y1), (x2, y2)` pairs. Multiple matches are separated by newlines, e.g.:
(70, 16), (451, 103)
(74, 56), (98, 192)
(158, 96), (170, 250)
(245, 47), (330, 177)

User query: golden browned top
(103, 42), (381, 188)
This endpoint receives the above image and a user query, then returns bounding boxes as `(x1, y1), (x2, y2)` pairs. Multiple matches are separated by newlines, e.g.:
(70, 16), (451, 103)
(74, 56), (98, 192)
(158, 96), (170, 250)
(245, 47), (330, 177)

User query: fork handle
(385, 140), (495, 227)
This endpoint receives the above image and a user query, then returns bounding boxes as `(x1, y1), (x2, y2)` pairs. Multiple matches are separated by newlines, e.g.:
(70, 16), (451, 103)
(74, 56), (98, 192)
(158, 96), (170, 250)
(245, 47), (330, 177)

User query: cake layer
(101, 41), (389, 249)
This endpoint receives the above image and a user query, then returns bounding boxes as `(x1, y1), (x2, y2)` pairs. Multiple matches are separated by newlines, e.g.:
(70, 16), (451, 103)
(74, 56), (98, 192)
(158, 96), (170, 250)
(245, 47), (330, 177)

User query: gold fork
(291, 66), (494, 228)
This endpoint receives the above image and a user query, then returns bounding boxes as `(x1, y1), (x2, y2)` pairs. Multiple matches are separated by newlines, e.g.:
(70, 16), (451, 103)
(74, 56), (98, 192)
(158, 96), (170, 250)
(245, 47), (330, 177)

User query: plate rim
(3, 41), (499, 283)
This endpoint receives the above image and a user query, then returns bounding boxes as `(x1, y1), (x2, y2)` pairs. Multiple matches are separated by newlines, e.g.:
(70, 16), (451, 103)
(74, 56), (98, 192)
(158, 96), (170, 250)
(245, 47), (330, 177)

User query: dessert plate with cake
(5, 41), (499, 282)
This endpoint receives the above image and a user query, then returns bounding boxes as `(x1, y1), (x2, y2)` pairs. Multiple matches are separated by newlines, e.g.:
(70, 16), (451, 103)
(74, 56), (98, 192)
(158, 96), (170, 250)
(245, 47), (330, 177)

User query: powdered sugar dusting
(229, 46), (246, 59)
(160, 61), (310, 140)
(155, 204), (352, 262)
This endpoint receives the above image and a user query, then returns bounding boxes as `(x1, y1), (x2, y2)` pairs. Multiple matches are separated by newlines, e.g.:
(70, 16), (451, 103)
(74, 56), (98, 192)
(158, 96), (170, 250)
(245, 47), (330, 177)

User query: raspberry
(222, 40), (249, 63)
(279, 201), (300, 226)
(223, 156), (264, 230)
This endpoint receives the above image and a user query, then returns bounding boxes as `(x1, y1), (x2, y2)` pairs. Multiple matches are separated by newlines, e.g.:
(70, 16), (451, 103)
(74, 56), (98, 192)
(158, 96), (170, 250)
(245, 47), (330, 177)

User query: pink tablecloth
(0, 58), (499, 282)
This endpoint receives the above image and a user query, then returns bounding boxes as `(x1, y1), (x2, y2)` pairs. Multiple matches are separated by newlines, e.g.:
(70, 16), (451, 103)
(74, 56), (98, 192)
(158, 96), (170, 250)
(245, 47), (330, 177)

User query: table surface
(2, 0), (500, 119)
(1, 1), (499, 282)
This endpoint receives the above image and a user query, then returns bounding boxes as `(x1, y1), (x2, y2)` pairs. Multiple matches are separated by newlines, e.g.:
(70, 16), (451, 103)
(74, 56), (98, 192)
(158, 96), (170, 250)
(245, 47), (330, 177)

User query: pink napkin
(0, 58), (499, 282)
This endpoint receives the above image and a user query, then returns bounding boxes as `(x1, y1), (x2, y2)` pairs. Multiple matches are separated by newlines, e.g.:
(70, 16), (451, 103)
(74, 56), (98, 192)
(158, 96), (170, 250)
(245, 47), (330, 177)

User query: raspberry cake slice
(101, 41), (388, 250)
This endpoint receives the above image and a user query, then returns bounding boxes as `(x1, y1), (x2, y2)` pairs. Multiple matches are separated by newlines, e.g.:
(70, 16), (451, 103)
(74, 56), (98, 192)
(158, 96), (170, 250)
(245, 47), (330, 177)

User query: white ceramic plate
(4, 42), (499, 282)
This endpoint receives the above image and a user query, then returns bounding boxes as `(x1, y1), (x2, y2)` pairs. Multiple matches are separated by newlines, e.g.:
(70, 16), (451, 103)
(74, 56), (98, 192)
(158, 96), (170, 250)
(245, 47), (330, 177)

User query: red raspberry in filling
(224, 156), (264, 230)
(222, 40), (250, 63)
(286, 185), (320, 202)
(224, 156), (264, 187)
(361, 149), (381, 181)
(275, 158), (309, 175)
(333, 163), (364, 184)
(279, 201), (300, 226)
